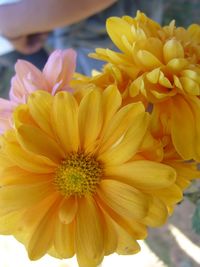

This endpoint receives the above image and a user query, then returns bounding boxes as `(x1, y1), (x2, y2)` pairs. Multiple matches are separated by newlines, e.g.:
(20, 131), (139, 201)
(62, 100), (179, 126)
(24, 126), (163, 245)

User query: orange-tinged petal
(98, 113), (149, 165)
(78, 89), (103, 151)
(0, 166), (51, 186)
(143, 197), (168, 227)
(16, 124), (65, 163)
(75, 196), (104, 266)
(13, 104), (36, 129)
(97, 194), (147, 240)
(98, 179), (148, 220)
(54, 219), (74, 258)
(59, 196), (77, 224)
(3, 142), (56, 173)
(115, 224), (141, 255)
(101, 211), (117, 255)
(0, 210), (24, 234)
(28, 200), (58, 260)
(171, 96), (196, 160)
(99, 102), (145, 153)
(52, 92), (79, 153)
(28, 90), (54, 137)
(0, 181), (54, 211)
(105, 160), (176, 189)
(145, 184), (183, 206)
(167, 161), (200, 180)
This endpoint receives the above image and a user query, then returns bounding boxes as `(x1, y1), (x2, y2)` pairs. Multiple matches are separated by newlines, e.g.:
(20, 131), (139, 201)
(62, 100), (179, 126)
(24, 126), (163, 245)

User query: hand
(5, 32), (49, 54)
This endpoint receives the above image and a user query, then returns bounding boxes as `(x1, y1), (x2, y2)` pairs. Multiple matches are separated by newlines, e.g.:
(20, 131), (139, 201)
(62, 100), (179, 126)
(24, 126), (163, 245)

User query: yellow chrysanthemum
(138, 130), (200, 214)
(89, 11), (200, 161)
(0, 87), (179, 267)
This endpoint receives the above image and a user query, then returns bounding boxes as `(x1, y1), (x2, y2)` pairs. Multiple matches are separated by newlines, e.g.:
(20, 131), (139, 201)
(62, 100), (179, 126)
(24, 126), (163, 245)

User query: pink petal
(9, 60), (48, 103)
(43, 49), (77, 93)
(0, 98), (16, 133)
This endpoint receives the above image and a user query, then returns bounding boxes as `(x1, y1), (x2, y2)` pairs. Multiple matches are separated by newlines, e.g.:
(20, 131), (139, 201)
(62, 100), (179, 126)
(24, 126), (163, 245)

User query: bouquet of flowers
(0, 11), (200, 267)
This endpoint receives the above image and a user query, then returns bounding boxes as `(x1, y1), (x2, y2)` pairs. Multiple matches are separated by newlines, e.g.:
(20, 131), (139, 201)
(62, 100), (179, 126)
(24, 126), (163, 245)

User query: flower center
(54, 152), (103, 197)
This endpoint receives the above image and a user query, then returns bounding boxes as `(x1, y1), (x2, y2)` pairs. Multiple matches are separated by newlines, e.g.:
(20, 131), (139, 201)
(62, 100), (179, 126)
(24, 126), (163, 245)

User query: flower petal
(99, 102), (145, 153)
(105, 160), (176, 189)
(170, 96), (196, 160)
(98, 113), (149, 165)
(0, 181), (54, 211)
(59, 196), (77, 224)
(28, 200), (58, 260)
(3, 142), (56, 173)
(143, 197), (168, 227)
(78, 89), (103, 151)
(52, 92), (79, 153)
(75, 196), (104, 266)
(54, 219), (74, 258)
(28, 90), (54, 137)
(16, 124), (65, 163)
(101, 84), (122, 133)
(98, 179), (148, 220)
(115, 224), (141, 255)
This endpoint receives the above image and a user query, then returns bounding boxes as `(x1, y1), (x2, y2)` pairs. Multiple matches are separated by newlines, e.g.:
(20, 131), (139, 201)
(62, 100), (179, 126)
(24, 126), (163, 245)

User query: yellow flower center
(54, 152), (103, 197)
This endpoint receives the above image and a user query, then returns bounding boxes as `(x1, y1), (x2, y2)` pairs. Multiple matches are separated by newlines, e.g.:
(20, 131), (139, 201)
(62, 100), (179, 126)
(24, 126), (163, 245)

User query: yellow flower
(90, 11), (200, 161)
(0, 86), (178, 267)
(138, 130), (200, 214)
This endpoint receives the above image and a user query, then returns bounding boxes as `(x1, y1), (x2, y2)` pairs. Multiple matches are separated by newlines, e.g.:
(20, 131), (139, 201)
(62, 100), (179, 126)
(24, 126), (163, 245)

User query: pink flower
(0, 49), (77, 133)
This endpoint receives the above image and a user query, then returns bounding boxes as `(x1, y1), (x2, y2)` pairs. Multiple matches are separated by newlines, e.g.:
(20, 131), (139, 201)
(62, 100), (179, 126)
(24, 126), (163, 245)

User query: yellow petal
(146, 68), (160, 84)
(101, 85), (122, 133)
(101, 211), (117, 255)
(52, 92), (79, 153)
(3, 142), (56, 173)
(99, 102), (145, 153)
(0, 181), (54, 211)
(137, 50), (162, 69)
(54, 219), (74, 258)
(163, 39), (184, 63)
(105, 160), (176, 189)
(13, 104), (36, 129)
(98, 179), (148, 220)
(106, 17), (135, 53)
(78, 89), (103, 151)
(168, 161), (200, 180)
(115, 224), (140, 255)
(28, 90), (54, 137)
(59, 196), (77, 224)
(76, 196), (104, 267)
(180, 77), (200, 95)
(143, 197), (168, 227)
(28, 200), (58, 260)
(97, 194), (147, 240)
(171, 96), (196, 160)
(0, 210), (24, 234)
(146, 184), (183, 206)
(0, 166), (51, 186)
(16, 124), (65, 163)
(99, 113), (149, 165)
(167, 58), (188, 72)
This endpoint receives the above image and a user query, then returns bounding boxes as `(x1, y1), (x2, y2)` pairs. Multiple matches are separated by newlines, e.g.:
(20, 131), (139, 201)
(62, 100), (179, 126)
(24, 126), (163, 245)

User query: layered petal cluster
(0, 49), (76, 134)
(89, 11), (200, 161)
(0, 87), (180, 267)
